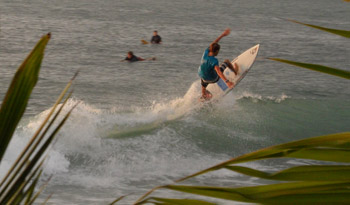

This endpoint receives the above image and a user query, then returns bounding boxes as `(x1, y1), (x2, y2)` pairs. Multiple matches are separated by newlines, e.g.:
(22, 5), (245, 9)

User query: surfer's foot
(224, 59), (238, 75)
(201, 90), (212, 100)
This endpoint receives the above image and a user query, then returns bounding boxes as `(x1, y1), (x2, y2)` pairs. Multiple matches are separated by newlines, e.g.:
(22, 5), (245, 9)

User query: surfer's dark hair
(211, 43), (220, 53)
(128, 51), (133, 55)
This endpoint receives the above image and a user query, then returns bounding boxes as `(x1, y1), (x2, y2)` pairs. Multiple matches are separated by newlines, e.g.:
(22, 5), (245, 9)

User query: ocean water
(0, 0), (349, 204)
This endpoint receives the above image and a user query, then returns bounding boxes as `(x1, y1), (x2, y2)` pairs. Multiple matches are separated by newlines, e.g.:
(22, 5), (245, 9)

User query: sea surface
(0, 0), (349, 204)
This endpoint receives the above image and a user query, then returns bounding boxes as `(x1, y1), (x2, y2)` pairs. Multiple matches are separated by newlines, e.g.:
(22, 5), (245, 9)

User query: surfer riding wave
(198, 28), (239, 100)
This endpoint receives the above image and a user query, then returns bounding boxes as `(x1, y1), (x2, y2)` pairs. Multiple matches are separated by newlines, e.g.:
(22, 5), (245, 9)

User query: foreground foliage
(269, 19), (350, 78)
(134, 133), (350, 204)
(0, 34), (76, 204)
(288, 19), (350, 38)
(268, 58), (350, 79)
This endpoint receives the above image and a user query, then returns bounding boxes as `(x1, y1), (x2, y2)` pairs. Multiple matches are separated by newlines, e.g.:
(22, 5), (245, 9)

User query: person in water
(150, 30), (162, 44)
(122, 51), (144, 62)
(121, 51), (155, 62)
(198, 28), (239, 100)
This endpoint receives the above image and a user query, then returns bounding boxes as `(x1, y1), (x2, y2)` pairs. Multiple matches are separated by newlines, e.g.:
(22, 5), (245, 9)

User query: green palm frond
(288, 19), (350, 38)
(174, 132), (350, 182)
(0, 33), (77, 204)
(162, 182), (350, 204)
(0, 93), (76, 204)
(134, 133), (350, 204)
(268, 58), (350, 79)
(139, 197), (217, 205)
(268, 19), (349, 79)
(0, 33), (51, 161)
(225, 165), (350, 181)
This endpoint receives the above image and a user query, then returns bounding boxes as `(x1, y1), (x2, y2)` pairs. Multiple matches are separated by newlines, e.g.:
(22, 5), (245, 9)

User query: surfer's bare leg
(201, 86), (206, 97)
(201, 86), (212, 99)
(233, 62), (239, 75)
(224, 59), (233, 69)
(224, 59), (239, 75)
(201, 79), (212, 100)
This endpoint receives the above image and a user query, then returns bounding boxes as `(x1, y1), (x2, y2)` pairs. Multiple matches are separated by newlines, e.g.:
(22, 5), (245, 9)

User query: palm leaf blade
(175, 132), (350, 182)
(0, 33), (51, 161)
(164, 185), (250, 203)
(0, 90), (73, 198)
(287, 148), (350, 162)
(289, 19), (350, 38)
(164, 182), (350, 203)
(225, 165), (350, 181)
(268, 58), (350, 79)
(140, 197), (217, 205)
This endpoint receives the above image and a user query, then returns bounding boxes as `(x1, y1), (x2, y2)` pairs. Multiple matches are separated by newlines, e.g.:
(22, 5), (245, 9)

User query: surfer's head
(127, 51), (133, 58)
(210, 43), (220, 56)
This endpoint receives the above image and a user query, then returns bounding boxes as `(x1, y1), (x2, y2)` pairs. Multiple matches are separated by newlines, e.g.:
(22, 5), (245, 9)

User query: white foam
(236, 91), (290, 103)
(0, 99), (105, 179)
(148, 81), (201, 121)
(0, 83), (258, 190)
(1, 84), (203, 178)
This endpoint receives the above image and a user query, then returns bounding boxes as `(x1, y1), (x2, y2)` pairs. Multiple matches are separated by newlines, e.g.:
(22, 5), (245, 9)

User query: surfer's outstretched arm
(211, 28), (230, 45)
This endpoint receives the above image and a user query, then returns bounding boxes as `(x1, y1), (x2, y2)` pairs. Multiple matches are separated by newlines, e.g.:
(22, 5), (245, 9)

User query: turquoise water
(1, 0), (349, 204)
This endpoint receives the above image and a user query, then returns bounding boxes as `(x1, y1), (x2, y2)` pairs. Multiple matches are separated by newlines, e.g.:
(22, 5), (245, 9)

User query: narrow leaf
(225, 165), (350, 181)
(261, 193), (350, 203)
(110, 194), (128, 205)
(140, 197), (217, 205)
(164, 182), (350, 203)
(41, 193), (52, 205)
(289, 19), (350, 38)
(229, 181), (350, 199)
(175, 132), (350, 182)
(28, 176), (52, 205)
(164, 185), (250, 203)
(0, 33), (51, 161)
(287, 148), (350, 162)
(268, 58), (350, 79)
(2, 160), (44, 204)
(0, 90), (75, 204)
(24, 170), (42, 204)
(135, 133), (350, 204)
(0, 73), (75, 193)
(1, 104), (74, 203)
(0, 91), (73, 198)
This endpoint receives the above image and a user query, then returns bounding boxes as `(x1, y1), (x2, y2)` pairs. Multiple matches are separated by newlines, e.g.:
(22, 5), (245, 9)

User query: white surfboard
(205, 44), (260, 100)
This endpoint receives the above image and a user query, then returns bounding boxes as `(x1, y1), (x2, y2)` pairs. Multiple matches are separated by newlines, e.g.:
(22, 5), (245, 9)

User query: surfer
(121, 51), (155, 62)
(150, 30), (162, 44)
(198, 28), (239, 100)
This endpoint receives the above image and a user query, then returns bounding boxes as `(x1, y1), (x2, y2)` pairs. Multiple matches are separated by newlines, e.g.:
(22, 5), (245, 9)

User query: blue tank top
(198, 48), (219, 81)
